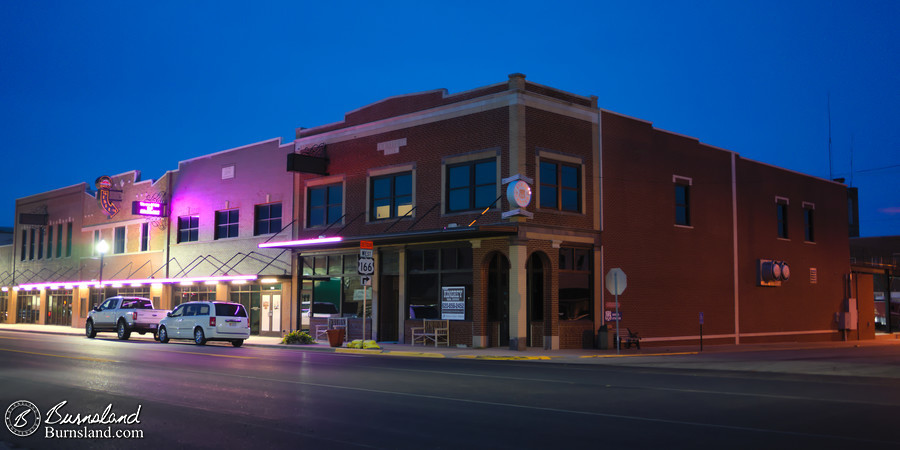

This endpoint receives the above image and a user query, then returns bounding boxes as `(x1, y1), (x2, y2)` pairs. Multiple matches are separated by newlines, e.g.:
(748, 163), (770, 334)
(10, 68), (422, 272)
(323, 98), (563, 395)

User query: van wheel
(85, 320), (96, 339)
(117, 321), (131, 340)
(231, 340), (243, 348)
(158, 326), (169, 343)
(194, 328), (206, 345)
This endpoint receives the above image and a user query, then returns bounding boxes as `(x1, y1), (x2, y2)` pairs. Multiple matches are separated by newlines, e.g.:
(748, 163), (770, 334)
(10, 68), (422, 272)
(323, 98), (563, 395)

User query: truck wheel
(117, 320), (131, 340)
(158, 326), (169, 343)
(193, 328), (206, 345)
(85, 320), (96, 339)
(231, 340), (243, 348)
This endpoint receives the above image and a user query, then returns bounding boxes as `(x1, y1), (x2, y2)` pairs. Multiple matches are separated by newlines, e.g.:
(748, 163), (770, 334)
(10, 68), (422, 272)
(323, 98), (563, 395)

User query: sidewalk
(3, 322), (899, 365)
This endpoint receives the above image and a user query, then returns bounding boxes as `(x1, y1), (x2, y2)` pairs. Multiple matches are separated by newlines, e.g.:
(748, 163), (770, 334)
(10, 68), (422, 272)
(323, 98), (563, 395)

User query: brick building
(264, 74), (856, 349)
(0, 74), (859, 348)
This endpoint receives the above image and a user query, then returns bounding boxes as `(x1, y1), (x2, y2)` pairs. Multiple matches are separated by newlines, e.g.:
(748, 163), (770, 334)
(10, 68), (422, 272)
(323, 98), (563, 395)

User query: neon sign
(96, 176), (120, 217)
(132, 201), (165, 217)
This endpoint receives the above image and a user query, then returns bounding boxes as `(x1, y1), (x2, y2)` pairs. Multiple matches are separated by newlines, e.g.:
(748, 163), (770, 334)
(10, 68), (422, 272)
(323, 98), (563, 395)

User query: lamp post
(96, 239), (109, 287)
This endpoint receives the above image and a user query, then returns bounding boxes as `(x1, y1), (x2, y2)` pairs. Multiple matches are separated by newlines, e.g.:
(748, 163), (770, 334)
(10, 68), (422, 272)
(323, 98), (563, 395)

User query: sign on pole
(605, 268), (627, 295)
(605, 268), (627, 354)
(359, 240), (375, 342)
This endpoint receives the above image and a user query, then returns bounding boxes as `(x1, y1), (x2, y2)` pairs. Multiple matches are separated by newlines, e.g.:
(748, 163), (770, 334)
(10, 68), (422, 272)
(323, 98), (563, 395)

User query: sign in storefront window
(441, 287), (465, 320)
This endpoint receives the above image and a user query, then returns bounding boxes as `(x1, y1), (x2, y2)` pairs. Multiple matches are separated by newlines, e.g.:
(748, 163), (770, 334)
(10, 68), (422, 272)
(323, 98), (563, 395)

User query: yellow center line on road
(579, 351), (699, 358)
(0, 347), (120, 363)
(159, 349), (260, 359)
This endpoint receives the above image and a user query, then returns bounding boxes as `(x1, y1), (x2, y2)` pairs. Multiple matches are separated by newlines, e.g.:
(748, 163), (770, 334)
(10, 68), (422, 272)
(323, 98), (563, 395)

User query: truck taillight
(210, 317), (216, 327)
(132, 312), (137, 321)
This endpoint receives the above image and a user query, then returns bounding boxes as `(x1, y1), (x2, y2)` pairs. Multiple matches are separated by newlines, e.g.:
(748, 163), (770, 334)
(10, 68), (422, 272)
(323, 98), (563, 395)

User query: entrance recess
(261, 293), (281, 334)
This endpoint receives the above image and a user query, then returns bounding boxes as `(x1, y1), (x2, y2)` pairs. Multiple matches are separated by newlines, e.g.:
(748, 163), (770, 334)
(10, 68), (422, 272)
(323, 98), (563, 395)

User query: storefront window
(46, 289), (73, 326)
(303, 254), (372, 319)
(16, 291), (40, 324)
(559, 247), (592, 320)
(172, 284), (216, 307)
(407, 246), (473, 320)
(230, 284), (261, 335)
(0, 290), (8, 322)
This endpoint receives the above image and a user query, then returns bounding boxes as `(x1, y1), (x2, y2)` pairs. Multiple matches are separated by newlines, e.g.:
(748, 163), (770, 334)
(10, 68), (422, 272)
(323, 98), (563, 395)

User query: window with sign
(407, 246), (472, 320)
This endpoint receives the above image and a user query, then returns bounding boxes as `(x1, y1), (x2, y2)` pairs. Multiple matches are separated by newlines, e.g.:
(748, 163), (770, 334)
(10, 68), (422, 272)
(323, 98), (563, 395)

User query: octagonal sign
(605, 268), (627, 296)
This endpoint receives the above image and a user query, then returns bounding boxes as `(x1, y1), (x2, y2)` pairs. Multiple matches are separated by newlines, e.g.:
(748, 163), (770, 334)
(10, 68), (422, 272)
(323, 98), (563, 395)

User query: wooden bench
(615, 328), (641, 349)
(410, 319), (449, 347)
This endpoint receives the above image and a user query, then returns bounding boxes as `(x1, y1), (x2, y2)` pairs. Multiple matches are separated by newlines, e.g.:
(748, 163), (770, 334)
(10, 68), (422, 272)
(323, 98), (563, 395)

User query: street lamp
(96, 239), (109, 286)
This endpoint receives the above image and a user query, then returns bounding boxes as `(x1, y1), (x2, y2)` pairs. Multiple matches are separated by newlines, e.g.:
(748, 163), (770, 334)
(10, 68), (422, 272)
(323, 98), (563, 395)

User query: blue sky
(1, 1), (898, 236)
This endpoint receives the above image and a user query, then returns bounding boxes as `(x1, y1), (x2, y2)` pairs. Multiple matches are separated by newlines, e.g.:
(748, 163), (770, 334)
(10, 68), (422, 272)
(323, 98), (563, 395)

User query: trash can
(326, 329), (345, 347)
(596, 325), (610, 350)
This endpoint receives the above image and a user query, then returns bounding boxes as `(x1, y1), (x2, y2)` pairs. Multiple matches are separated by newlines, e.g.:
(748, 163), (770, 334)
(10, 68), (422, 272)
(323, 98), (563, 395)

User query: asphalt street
(1, 330), (900, 449)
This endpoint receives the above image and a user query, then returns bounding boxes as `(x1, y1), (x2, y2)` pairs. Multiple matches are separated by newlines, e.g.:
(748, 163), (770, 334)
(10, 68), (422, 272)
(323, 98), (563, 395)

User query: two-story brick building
(263, 74), (856, 349)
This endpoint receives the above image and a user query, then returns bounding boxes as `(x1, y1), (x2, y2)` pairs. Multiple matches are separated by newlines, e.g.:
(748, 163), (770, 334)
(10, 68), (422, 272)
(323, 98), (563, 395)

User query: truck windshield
(120, 299), (153, 309)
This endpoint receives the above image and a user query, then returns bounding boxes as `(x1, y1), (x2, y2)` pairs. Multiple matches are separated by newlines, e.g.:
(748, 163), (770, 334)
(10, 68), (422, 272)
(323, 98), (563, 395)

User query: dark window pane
(541, 186), (557, 208)
(449, 189), (469, 212)
(395, 173), (412, 196)
(540, 161), (557, 185)
(373, 177), (391, 199)
(408, 250), (423, 272)
(561, 189), (579, 212)
(423, 249), (438, 271)
(448, 165), (470, 189)
(474, 185), (496, 208)
(309, 188), (325, 207)
(561, 165), (578, 188)
(474, 160), (495, 185)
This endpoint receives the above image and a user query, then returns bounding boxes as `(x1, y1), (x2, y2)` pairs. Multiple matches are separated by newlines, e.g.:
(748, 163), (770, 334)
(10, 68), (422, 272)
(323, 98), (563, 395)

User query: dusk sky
(1, 1), (898, 237)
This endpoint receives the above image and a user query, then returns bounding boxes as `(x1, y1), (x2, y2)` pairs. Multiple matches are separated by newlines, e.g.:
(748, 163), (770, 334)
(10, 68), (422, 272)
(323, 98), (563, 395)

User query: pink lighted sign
(132, 201), (165, 217)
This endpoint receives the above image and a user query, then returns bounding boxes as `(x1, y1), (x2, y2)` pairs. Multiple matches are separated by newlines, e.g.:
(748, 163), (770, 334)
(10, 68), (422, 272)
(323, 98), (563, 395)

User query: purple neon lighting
(258, 236), (342, 248)
(12, 274), (258, 291)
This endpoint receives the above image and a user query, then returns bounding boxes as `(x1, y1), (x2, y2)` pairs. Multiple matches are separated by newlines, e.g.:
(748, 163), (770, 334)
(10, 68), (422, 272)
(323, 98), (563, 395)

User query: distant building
(0, 74), (868, 348)
(851, 236), (899, 333)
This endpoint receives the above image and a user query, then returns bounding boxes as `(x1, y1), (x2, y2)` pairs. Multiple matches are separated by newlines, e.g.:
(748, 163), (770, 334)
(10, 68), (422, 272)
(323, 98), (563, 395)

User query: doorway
(261, 293), (281, 335)
(526, 253), (546, 347)
(487, 253), (510, 347)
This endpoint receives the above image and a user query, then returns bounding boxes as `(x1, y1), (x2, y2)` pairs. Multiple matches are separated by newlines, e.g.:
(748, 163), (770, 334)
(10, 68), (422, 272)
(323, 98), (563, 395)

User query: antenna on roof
(850, 132), (855, 187)
(827, 92), (833, 180)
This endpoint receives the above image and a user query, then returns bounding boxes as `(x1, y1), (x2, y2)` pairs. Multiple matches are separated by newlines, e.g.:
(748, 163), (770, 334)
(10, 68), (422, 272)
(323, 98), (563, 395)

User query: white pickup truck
(85, 296), (168, 340)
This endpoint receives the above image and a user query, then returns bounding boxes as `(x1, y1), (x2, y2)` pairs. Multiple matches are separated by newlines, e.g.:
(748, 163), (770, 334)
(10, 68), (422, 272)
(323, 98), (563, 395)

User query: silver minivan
(157, 301), (250, 347)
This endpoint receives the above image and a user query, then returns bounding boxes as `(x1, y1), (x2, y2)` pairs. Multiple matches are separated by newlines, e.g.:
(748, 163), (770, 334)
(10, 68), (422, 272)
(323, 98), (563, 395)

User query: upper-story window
(47, 226), (53, 259)
(776, 197), (789, 239)
(674, 176), (692, 226)
(215, 209), (240, 239)
(114, 226), (126, 254)
(178, 215), (199, 243)
(803, 202), (815, 242)
(20, 230), (26, 261)
(140, 222), (150, 251)
(56, 223), (63, 258)
(65, 222), (72, 257)
(255, 203), (282, 235)
(446, 158), (496, 213)
(371, 172), (412, 220)
(37, 227), (44, 260)
(539, 160), (581, 212)
(308, 183), (343, 228)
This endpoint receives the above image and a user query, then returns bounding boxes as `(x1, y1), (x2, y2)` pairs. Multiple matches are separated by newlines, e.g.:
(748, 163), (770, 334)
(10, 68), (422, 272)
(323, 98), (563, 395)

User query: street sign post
(605, 268), (627, 354)
(359, 241), (375, 342)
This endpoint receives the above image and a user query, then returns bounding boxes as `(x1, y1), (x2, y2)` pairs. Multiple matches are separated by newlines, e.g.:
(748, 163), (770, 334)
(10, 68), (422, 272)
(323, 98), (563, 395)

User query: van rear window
(215, 303), (247, 317)
(121, 299), (153, 309)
